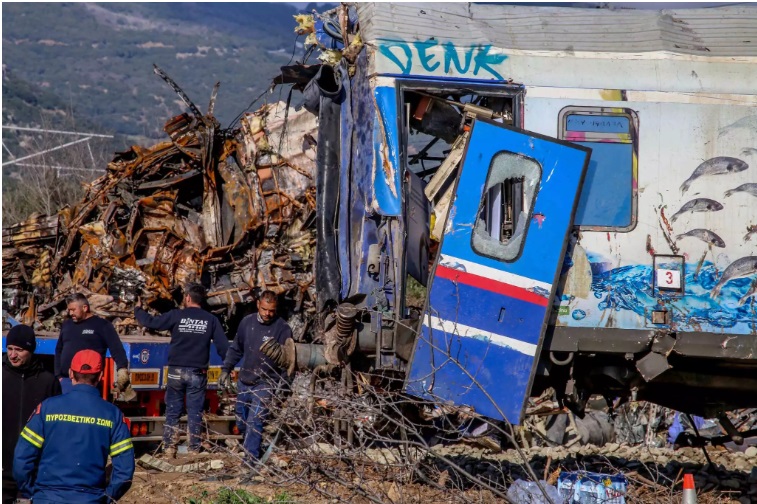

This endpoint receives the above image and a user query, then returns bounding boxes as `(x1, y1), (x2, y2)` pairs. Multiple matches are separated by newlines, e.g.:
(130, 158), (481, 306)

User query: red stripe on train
(435, 265), (550, 307)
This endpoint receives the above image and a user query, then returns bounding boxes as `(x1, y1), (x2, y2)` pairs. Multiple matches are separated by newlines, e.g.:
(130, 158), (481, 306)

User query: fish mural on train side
(675, 228), (726, 248)
(724, 183), (757, 198)
(558, 147), (755, 335)
(718, 115), (757, 138)
(711, 256), (757, 298)
(679, 156), (748, 194)
(670, 198), (723, 222)
(558, 254), (757, 333)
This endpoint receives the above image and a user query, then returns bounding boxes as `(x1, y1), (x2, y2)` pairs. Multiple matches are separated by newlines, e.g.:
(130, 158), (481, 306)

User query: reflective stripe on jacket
(13, 384), (135, 503)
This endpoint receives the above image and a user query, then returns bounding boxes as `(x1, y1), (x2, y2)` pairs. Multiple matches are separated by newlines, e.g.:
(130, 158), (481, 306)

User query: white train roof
(358, 3), (757, 58)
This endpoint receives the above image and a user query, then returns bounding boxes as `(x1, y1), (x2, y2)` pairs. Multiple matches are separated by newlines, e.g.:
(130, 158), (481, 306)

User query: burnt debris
(3, 73), (319, 336)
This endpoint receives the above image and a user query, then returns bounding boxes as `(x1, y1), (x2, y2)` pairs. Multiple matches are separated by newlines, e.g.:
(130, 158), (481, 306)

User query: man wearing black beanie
(3, 324), (61, 503)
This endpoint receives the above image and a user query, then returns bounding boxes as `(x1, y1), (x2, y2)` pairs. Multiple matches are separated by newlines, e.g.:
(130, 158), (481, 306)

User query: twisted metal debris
(2, 75), (318, 333)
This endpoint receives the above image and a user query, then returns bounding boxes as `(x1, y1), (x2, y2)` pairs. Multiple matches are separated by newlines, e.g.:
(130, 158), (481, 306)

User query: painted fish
(711, 256), (757, 298)
(739, 279), (757, 306)
(675, 228), (725, 248)
(679, 157), (749, 194)
(724, 183), (757, 198)
(670, 198), (723, 222)
(718, 115), (757, 138)
(745, 225), (757, 242)
(741, 147), (757, 157)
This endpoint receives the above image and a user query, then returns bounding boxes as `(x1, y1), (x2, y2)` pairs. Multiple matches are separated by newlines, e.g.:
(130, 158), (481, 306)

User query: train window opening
(472, 152), (541, 262)
(396, 83), (522, 305)
(558, 106), (638, 231)
(400, 87), (514, 181)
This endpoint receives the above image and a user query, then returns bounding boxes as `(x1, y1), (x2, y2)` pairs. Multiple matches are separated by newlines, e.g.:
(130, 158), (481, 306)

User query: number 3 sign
(656, 268), (681, 290)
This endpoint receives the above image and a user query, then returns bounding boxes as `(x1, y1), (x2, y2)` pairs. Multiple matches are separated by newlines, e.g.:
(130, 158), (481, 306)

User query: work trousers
(235, 381), (274, 462)
(164, 366), (207, 450)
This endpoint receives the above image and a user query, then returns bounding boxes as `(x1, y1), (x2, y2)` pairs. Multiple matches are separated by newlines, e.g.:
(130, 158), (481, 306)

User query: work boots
(162, 445), (177, 458)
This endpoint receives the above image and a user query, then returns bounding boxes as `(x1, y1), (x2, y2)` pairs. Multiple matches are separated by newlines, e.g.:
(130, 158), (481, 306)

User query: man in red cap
(13, 349), (135, 503)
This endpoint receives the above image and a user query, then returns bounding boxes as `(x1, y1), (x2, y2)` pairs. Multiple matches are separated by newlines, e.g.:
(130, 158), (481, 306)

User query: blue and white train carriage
(310, 3), (757, 427)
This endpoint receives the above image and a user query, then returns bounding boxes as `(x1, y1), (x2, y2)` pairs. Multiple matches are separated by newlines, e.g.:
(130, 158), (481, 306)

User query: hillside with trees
(2, 2), (324, 138)
(2, 2), (329, 226)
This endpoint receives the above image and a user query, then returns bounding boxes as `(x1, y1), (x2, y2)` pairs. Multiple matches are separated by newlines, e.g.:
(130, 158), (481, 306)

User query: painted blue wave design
(571, 309), (587, 320)
(589, 262), (756, 331)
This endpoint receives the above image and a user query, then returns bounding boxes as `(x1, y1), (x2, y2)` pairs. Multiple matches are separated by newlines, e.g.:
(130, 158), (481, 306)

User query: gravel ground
(120, 442), (757, 503)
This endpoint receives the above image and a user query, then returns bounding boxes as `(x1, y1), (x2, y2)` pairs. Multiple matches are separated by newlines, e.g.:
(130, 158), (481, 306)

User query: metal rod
(86, 140), (97, 168)
(14, 162), (103, 173)
(2, 141), (16, 158)
(687, 413), (715, 467)
(2, 125), (114, 138)
(717, 412), (744, 445)
(2, 137), (93, 166)
(415, 165), (446, 178)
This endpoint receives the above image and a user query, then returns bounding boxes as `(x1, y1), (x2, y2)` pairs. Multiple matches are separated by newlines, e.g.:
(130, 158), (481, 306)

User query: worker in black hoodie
(55, 292), (131, 395)
(134, 282), (229, 456)
(2, 324), (61, 503)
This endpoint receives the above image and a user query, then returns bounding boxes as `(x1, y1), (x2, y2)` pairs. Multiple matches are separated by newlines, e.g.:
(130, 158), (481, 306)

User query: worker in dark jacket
(134, 282), (229, 456)
(2, 324), (61, 504)
(14, 349), (135, 503)
(55, 293), (130, 395)
(219, 290), (292, 464)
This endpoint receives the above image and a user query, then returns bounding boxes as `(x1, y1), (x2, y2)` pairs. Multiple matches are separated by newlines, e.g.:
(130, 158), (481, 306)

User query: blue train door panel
(405, 119), (590, 424)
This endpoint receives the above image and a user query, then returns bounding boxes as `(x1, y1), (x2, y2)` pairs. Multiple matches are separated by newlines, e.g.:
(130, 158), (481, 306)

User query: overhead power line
(2, 137), (93, 167)
(2, 125), (114, 138)
(1, 124), (115, 172)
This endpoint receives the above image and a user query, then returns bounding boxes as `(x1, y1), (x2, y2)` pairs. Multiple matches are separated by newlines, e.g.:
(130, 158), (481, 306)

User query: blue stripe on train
(405, 325), (534, 422)
(2, 337), (226, 367)
(429, 276), (547, 346)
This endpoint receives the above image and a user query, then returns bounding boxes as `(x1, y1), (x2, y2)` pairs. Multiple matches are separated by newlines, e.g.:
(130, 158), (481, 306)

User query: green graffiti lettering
(378, 42), (413, 74)
(472, 44), (507, 79)
(443, 42), (473, 74)
(414, 39), (440, 72)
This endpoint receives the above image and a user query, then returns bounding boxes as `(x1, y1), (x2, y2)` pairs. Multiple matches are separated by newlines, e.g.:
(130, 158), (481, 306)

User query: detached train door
(405, 118), (590, 424)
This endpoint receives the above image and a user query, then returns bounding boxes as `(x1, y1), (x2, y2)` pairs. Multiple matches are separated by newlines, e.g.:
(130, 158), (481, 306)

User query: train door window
(472, 152), (541, 262)
(558, 107), (638, 231)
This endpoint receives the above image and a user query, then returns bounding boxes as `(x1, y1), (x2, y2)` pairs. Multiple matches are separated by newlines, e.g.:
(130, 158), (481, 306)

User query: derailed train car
(274, 3), (757, 431)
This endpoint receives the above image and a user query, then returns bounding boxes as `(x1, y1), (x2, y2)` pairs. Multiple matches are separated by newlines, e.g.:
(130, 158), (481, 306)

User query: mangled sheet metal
(2, 86), (318, 332)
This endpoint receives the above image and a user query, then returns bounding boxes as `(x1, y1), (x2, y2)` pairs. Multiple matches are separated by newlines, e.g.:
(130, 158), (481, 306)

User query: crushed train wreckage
(4, 5), (756, 454)
(3, 69), (319, 339)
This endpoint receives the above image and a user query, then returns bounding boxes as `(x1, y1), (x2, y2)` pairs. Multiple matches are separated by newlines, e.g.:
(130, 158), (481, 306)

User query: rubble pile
(2, 92), (319, 334)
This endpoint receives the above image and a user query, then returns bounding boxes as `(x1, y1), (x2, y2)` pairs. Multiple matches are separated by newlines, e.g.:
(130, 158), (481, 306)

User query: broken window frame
(394, 80), (524, 313)
(395, 79), (524, 181)
(471, 150), (542, 263)
(558, 106), (639, 232)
